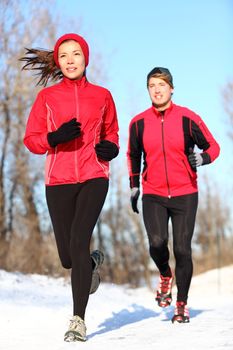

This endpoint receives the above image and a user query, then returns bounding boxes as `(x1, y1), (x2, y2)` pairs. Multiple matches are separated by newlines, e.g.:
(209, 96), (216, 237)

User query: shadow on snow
(88, 303), (158, 339)
(89, 303), (213, 338)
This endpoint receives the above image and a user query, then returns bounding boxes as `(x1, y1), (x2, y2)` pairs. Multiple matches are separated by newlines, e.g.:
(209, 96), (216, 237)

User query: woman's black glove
(95, 140), (119, 161)
(47, 118), (81, 147)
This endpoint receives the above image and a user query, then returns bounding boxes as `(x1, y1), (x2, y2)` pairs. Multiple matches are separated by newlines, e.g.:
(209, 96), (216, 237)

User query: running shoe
(171, 301), (190, 323)
(91, 250), (104, 271)
(89, 250), (104, 294)
(155, 273), (173, 307)
(64, 315), (87, 342)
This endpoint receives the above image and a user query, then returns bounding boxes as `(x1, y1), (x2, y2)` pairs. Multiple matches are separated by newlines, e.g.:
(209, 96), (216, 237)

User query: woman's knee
(61, 261), (72, 269)
(58, 252), (72, 269)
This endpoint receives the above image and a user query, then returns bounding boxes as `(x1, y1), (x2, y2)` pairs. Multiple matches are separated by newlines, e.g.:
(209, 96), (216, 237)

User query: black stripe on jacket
(129, 119), (146, 188)
(183, 116), (211, 164)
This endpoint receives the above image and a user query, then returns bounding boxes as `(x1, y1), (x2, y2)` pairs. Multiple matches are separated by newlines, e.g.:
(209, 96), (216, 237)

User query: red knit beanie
(53, 33), (89, 67)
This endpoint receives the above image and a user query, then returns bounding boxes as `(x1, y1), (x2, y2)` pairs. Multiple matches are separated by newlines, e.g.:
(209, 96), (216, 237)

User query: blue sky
(54, 0), (233, 192)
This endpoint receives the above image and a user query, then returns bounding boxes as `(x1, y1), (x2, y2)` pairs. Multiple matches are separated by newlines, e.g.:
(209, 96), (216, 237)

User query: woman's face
(58, 40), (86, 80)
(148, 77), (174, 110)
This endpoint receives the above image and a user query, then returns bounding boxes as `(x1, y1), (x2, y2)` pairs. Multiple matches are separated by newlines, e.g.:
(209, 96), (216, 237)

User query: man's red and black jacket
(127, 102), (220, 197)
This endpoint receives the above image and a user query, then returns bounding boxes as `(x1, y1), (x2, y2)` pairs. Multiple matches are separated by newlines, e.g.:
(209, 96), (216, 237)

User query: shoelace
(175, 302), (189, 316)
(159, 276), (172, 294)
(69, 318), (86, 332)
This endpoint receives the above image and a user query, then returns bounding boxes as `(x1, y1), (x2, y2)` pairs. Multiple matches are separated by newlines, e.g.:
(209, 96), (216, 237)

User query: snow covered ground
(0, 265), (233, 350)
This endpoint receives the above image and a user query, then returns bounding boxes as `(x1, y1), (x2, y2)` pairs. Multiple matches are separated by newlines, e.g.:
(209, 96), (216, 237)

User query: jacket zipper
(161, 115), (171, 198)
(74, 84), (79, 182)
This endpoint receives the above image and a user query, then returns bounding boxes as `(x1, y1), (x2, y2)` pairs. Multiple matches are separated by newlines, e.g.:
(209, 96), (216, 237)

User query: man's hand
(188, 147), (203, 170)
(130, 187), (140, 214)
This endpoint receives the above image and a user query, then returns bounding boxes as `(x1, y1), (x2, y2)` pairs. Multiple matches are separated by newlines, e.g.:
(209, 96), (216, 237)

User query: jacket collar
(152, 101), (174, 117)
(62, 75), (87, 88)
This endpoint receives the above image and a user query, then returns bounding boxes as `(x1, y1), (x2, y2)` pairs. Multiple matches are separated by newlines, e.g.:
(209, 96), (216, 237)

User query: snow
(0, 266), (233, 350)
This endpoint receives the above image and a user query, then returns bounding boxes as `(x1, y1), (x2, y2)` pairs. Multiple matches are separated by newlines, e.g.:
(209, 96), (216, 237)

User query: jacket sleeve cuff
(201, 152), (211, 165)
(129, 175), (140, 188)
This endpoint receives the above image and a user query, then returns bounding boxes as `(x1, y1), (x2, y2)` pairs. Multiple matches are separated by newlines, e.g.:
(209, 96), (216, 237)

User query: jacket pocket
(142, 169), (148, 181)
(182, 159), (197, 181)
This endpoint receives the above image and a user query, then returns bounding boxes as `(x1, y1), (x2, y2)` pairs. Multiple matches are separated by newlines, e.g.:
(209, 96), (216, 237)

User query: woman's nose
(67, 56), (74, 64)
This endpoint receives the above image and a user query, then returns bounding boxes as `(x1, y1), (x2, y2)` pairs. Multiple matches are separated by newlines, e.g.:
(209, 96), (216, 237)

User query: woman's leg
(46, 179), (108, 320)
(70, 178), (109, 319)
(46, 184), (78, 269)
(170, 193), (198, 302)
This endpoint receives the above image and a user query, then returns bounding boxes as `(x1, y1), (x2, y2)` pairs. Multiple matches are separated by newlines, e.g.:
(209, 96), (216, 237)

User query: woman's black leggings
(142, 193), (198, 303)
(46, 178), (109, 319)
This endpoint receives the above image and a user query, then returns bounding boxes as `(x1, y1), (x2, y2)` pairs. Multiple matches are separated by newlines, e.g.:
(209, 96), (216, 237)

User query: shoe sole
(89, 270), (101, 294)
(89, 250), (104, 294)
(64, 331), (87, 342)
(158, 300), (171, 308)
(171, 315), (190, 323)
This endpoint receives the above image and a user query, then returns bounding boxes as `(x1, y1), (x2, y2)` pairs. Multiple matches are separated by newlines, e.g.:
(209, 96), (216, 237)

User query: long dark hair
(19, 48), (63, 86)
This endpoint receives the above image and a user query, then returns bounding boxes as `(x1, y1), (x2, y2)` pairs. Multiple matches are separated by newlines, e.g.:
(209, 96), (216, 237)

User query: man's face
(148, 77), (174, 110)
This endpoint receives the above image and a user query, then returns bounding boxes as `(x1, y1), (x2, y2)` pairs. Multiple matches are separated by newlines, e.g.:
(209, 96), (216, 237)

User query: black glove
(95, 140), (119, 161)
(188, 147), (203, 170)
(47, 118), (81, 147)
(130, 187), (140, 214)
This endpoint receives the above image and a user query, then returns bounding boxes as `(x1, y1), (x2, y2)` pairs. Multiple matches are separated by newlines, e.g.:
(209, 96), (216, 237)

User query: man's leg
(170, 193), (198, 323)
(171, 193), (198, 303)
(142, 194), (173, 307)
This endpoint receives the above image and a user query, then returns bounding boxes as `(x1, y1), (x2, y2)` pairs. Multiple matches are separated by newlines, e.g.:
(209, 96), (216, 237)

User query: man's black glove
(47, 118), (81, 147)
(95, 140), (119, 161)
(188, 147), (203, 170)
(130, 187), (140, 214)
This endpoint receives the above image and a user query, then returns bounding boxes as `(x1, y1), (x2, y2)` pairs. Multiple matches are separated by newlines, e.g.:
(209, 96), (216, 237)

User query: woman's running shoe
(89, 250), (104, 294)
(64, 315), (87, 342)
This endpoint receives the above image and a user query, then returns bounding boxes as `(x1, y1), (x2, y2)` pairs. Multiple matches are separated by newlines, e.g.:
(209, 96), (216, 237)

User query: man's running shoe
(89, 250), (104, 294)
(155, 273), (173, 307)
(64, 315), (87, 342)
(171, 301), (190, 323)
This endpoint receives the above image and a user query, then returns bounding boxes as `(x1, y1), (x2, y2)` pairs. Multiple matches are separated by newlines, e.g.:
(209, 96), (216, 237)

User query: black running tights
(46, 178), (109, 319)
(142, 193), (198, 303)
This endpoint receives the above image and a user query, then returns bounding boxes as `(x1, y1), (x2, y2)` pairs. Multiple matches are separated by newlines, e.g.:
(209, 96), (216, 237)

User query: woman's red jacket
(24, 76), (119, 185)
